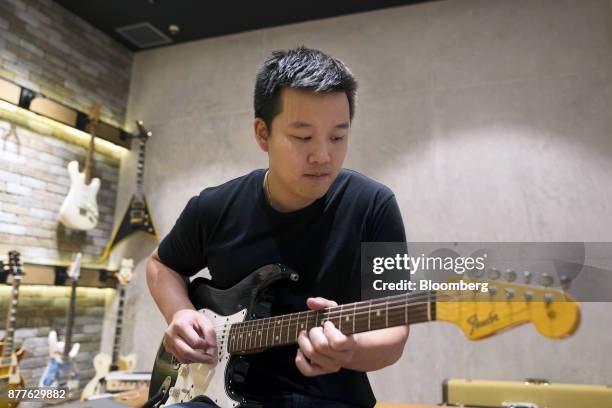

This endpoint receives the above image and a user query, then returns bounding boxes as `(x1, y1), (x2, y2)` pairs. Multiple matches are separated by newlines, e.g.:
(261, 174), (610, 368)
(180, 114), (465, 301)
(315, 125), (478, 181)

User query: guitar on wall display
(81, 258), (137, 400)
(147, 264), (581, 408)
(0, 251), (25, 408)
(58, 102), (102, 231)
(102, 120), (158, 260)
(39, 253), (82, 398)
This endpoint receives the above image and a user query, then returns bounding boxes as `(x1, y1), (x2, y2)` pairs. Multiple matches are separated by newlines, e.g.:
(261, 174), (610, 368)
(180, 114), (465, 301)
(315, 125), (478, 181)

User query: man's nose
(308, 139), (331, 164)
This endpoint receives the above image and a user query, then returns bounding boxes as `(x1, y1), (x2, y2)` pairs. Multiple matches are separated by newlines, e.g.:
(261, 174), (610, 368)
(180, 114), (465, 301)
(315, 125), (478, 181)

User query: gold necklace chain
(264, 170), (273, 207)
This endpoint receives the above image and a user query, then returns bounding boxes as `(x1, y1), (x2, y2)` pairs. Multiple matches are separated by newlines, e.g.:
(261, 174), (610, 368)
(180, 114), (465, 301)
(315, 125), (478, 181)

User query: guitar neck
(84, 123), (97, 185)
(2, 276), (22, 359)
(63, 278), (78, 360)
(136, 137), (146, 196)
(227, 291), (435, 354)
(111, 285), (126, 367)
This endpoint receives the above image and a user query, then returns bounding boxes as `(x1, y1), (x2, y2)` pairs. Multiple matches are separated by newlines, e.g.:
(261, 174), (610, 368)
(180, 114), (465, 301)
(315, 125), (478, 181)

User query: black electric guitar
(147, 264), (581, 408)
(0, 251), (25, 408)
(102, 120), (158, 260)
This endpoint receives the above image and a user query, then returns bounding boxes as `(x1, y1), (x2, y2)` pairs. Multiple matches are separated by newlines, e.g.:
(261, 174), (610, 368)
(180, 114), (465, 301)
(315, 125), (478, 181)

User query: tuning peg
(504, 269), (517, 282)
(487, 267), (501, 280)
(539, 273), (554, 287)
(467, 267), (484, 278)
(560, 275), (572, 290)
(523, 271), (533, 284)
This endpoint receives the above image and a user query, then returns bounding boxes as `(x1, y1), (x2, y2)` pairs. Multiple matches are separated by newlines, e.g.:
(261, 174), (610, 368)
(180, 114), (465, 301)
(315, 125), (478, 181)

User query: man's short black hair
(254, 46), (358, 131)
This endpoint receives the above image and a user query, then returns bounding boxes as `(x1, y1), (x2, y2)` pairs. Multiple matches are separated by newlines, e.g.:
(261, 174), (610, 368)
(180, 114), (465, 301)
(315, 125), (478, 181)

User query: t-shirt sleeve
(157, 195), (207, 276)
(369, 193), (407, 243)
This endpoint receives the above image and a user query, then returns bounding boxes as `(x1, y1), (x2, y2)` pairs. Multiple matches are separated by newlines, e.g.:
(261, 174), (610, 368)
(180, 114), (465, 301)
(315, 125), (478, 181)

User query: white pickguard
(162, 308), (247, 408)
(59, 160), (100, 231)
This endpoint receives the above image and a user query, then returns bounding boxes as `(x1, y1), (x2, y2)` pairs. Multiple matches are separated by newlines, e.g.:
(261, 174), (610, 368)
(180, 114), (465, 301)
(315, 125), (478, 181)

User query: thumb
(306, 297), (338, 311)
(195, 313), (217, 349)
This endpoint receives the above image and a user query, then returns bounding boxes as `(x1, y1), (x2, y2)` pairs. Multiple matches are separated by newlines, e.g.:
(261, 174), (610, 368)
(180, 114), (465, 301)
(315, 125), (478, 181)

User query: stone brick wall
(0, 119), (120, 264)
(0, 0), (133, 127)
(0, 285), (111, 400)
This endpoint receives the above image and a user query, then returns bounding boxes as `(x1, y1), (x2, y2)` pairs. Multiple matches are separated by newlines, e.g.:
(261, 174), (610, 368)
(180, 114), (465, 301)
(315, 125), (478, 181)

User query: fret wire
(286, 313), (292, 344)
(385, 299), (389, 328)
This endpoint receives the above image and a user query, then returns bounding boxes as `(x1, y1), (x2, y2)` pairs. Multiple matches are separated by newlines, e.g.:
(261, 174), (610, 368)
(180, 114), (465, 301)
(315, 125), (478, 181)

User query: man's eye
(292, 136), (311, 141)
(331, 136), (345, 142)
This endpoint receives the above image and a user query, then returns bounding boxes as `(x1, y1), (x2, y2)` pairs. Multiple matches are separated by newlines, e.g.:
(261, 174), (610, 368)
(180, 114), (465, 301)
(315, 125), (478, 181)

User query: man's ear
(254, 118), (270, 152)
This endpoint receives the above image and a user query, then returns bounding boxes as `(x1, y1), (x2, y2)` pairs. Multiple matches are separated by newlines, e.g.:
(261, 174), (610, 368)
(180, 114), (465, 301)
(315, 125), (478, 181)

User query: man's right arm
(146, 248), (217, 364)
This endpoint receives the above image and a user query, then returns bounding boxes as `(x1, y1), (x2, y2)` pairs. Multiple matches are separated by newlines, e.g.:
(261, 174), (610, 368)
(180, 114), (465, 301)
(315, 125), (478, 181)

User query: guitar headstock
(136, 120), (152, 140)
(7, 250), (23, 281)
(116, 258), (134, 286)
(67, 253), (82, 282)
(435, 275), (580, 340)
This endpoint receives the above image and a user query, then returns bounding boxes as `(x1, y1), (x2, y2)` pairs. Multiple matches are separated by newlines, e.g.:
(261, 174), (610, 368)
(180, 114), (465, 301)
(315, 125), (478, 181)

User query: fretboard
(84, 124), (97, 184)
(136, 137), (146, 196)
(111, 285), (126, 367)
(227, 291), (435, 354)
(63, 278), (78, 360)
(2, 276), (22, 360)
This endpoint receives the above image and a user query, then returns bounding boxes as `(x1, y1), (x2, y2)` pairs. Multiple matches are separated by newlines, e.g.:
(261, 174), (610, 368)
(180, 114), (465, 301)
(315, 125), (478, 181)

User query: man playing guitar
(146, 46), (409, 408)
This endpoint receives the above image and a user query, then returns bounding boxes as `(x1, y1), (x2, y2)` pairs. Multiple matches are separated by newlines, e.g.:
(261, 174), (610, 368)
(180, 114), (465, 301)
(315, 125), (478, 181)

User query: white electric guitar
(81, 258), (137, 400)
(39, 253), (81, 397)
(58, 103), (102, 231)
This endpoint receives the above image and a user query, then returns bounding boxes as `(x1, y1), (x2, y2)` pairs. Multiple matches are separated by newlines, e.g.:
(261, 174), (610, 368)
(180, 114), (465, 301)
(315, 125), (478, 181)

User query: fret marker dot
(275, 336), (279, 340)
(376, 311), (381, 317)
(301, 324), (304, 328)
(345, 316), (349, 322)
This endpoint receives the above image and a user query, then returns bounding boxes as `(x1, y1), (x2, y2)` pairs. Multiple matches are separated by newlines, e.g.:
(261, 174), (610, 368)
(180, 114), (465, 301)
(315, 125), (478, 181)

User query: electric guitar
(81, 258), (137, 400)
(102, 120), (158, 260)
(0, 251), (25, 408)
(58, 102), (102, 231)
(39, 253), (82, 398)
(147, 264), (581, 408)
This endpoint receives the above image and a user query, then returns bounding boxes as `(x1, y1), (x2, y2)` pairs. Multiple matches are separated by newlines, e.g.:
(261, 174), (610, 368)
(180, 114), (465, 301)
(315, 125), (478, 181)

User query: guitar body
(0, 342), (24, 378)
(59, 160), (100, 231)
(39, 330), (80, 397)
(149, 264), (298, 408)
(0, 343), (25, 408)
(80, 352), (137, 400)
(102, 195), (158, 259)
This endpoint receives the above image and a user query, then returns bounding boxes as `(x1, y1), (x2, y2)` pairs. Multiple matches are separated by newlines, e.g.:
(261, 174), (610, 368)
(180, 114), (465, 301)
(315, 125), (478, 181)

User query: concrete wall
(122, 0), (612, 403)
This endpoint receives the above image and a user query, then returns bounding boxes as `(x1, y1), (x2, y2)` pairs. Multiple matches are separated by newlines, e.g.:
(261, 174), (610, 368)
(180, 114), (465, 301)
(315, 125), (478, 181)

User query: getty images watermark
(360, 242), (612, 301)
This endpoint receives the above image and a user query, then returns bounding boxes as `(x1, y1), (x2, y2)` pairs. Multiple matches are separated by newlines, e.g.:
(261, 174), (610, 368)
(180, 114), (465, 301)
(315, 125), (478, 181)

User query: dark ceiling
(53, 0), (437, 51)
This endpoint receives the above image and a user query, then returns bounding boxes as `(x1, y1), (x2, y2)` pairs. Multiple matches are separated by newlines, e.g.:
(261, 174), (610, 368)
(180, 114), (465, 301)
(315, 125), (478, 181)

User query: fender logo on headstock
(467, 311), (499, 335)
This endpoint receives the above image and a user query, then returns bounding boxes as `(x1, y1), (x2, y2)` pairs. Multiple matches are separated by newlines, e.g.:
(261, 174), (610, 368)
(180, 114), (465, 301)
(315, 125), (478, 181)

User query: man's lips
(304, 172), (330, 177)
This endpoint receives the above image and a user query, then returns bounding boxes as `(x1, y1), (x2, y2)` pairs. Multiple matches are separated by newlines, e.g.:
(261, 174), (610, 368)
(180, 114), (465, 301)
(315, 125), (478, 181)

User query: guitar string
(223, 288), (550, 332)
(212, 282), (560, 332)
(212, 298), (542, 346)
(213, 306), (538, 353)
(224, 295), (560, 340)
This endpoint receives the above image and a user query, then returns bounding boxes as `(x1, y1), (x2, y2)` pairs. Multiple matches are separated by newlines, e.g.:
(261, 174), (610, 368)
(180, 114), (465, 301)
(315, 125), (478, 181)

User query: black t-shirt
(158, 168), (406, 407)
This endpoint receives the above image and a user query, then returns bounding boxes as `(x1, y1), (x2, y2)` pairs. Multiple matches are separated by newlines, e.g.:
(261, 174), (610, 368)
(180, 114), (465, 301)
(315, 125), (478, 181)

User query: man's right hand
(163, 309), (217, 364)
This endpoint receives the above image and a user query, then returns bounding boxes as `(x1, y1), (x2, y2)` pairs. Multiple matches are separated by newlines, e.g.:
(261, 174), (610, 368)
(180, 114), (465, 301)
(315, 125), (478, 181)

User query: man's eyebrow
(288, 120), (350, 129)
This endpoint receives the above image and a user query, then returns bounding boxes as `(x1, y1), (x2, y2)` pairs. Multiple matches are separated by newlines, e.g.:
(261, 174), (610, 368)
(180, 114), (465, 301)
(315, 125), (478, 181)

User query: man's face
(261, 88), (350, 209)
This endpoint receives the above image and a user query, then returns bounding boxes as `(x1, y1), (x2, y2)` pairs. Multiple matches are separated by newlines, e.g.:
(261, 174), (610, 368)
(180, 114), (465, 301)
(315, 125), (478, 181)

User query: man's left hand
(295, 297), (357, 377)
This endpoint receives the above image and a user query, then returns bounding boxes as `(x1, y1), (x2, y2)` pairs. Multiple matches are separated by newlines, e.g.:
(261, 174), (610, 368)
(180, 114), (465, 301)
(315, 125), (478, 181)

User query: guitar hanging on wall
(59, 102), (102, 231)
(0, 251), (25, 408)
(102, 121), (158, 260)
(81, 258), (137, 400)
(39, 253), (82, 398)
